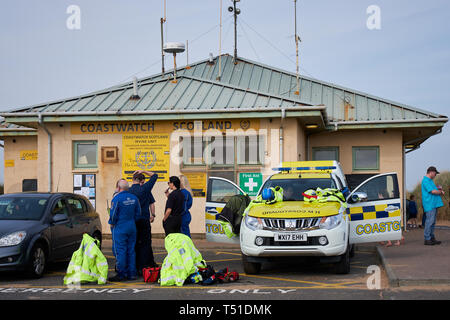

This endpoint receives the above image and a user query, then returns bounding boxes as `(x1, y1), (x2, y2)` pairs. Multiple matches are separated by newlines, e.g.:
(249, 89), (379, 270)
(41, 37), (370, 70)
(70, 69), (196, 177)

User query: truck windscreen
(262, 178), (337, 201)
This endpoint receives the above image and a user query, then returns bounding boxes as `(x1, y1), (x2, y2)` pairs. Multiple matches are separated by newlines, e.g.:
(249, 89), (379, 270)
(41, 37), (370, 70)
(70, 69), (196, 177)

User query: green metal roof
(0, 53), (447, 125)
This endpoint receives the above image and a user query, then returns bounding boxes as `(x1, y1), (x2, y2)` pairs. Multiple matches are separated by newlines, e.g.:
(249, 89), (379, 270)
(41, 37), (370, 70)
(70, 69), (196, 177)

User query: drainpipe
(38, 113), (52, 193)
(280, 108), (286, 163)
(402, 145), (406, 232)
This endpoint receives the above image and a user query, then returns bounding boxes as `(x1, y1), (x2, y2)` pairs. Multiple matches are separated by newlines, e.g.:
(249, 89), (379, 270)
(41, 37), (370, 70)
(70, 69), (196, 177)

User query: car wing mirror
(350, 192), (368, 203)
(52, 213), (69, 223)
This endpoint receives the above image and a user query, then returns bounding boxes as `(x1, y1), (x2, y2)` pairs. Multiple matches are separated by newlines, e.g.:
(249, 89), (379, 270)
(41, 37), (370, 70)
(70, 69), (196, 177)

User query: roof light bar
(272, 166), (336, 172)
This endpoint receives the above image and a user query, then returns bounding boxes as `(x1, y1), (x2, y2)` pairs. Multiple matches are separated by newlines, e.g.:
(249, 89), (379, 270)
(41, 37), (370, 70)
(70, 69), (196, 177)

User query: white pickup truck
(205, 161), (402, 274)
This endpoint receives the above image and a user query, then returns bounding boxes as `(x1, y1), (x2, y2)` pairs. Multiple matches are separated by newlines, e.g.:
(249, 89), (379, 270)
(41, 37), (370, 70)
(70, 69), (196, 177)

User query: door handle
(207, 209), (218, 214)
(385, 205), (399, 213)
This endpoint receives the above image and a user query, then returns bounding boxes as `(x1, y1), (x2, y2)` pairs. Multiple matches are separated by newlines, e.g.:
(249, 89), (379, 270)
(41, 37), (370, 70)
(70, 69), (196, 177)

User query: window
(0, 197), (48, 221)
(262, 178), (337, 201)
(67, 197), (87, 216)
(73, 141), (97, 168)
(237, 135), (265, 165)
(352, 173), (399, 202)
(208, 135), (235, 167)
(52, 199), (69, 216)
(207, 178), (243, 203)
(181, 134), (265, 167)
(312, 147), (339, 161)
(181, 136), (208, 165)
(352, 146), (379, 170)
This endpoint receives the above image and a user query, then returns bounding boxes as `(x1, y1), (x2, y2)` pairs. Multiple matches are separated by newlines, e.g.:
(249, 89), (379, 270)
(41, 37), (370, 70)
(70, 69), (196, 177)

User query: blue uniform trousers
(111, 221), (137, 279)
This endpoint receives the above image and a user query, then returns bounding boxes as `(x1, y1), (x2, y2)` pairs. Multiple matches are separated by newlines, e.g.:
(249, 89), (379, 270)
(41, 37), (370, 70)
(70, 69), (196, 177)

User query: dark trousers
(135, 219), (156, 273)
(163, 215), (182, 236)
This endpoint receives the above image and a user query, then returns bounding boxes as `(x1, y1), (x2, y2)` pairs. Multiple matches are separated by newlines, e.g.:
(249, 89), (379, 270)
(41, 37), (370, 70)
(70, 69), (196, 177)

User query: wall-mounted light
(305, 124), (318, 129)
(405, 144), (415, 149)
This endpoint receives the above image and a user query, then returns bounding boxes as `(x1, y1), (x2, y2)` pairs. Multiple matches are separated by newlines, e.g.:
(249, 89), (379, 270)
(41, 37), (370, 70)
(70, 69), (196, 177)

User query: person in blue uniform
(129, 170), (159, 274)
(108, 179), (141, 281)
(179, 175), (193, 238)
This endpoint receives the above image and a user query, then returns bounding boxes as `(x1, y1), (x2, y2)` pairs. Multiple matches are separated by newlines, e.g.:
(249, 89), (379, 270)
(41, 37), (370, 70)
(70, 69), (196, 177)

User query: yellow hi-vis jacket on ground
(160, 233), (206, 287)
(63, 233), (108, 285)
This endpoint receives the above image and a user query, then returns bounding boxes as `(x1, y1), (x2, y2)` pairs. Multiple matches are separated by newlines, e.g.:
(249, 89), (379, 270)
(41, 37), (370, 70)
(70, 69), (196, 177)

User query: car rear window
(261, 178), (337, 201)
(0, 197), (48, 220)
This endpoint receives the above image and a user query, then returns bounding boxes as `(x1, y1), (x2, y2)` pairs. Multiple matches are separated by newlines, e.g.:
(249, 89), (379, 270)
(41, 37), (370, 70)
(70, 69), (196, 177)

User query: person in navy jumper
(108, 179), (141, 281)
(129, 170), (159, 273)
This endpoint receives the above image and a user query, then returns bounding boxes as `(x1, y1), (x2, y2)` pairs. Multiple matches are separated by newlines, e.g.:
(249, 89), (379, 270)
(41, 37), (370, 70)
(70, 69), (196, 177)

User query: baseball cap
(427, 166), (440, 174)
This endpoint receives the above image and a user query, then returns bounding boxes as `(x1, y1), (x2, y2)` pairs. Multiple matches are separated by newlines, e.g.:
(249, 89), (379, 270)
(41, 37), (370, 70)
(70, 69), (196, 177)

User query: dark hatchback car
(0, 192), (102, 278)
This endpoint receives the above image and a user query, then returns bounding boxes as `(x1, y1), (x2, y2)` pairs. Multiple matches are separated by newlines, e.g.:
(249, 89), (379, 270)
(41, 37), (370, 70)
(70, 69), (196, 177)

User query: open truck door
(347, 173), (402, 244)
(205, 177), (244, 244)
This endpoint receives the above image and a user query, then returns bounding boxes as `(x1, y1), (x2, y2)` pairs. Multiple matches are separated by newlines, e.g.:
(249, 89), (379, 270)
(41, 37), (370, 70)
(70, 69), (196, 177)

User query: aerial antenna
(294, 0), (301, 95)
(160, 0), (167, 76)
(217, 0), (223, 80)
(186, 40), (191, 69)
(164, 42), (185, 83)
(56, 173), (61, 192)
(228, 0), (241, 64)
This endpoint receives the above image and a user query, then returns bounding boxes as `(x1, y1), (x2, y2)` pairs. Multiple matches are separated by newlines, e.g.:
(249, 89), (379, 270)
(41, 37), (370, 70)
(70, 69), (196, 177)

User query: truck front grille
(262, 218), (320, 231)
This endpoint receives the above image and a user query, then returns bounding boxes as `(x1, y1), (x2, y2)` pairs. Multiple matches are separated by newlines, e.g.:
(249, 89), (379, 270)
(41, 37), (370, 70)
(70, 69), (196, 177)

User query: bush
(408, 171), (450, 221)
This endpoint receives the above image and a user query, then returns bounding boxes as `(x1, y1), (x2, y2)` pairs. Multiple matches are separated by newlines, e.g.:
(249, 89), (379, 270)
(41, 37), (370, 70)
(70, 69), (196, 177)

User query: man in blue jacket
(421, 166), (444, 245)
(108, 179), (141, 281)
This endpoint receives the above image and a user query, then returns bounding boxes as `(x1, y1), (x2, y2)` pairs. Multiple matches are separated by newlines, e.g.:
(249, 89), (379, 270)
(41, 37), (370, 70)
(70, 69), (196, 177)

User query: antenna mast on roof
(160, 0), (167, 76)
(228, 0), (241, 64)
(294, 0), (301, 95)
(217, 0), (223, 80)
(164, 42), (185, 83)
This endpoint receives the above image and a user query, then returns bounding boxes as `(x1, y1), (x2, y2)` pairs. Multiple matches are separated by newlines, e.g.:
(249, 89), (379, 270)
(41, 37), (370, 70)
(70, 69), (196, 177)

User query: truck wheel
(349, 244), (355, 258)
(334, 244), (350, 274)
(242, 253), (261, 274)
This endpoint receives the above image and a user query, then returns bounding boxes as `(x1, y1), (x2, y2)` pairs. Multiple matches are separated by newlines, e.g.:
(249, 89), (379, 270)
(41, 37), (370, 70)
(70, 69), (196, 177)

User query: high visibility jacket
(217, 194), (251, 237)
(63, 234), (108, 285)
(218, 220), (236, 239)
(160, 233), (206, 286)
(303, 188), (347, 208)
(242, 186), (284, 218)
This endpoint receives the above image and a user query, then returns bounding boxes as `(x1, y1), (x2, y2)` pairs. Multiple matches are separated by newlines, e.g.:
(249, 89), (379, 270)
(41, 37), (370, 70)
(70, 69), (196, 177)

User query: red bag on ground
(143, 267), (161, 283)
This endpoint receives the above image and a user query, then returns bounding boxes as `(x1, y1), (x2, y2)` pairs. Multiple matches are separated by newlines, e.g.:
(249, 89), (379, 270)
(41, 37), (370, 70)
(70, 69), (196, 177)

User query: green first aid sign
(239, 173), (263, 196)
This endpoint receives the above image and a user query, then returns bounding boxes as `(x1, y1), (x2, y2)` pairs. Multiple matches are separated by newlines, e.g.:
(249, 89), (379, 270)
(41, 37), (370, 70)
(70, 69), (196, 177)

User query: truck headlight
(245, 215), (263, 231)
(319, 213), (343, 230)
(0, 231), (27, 247)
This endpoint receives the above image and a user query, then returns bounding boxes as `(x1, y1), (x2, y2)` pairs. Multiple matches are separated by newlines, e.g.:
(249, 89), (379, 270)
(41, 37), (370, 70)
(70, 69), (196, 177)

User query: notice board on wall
(122, 133), (171, 182)
(182, 172), (207, 197)
(73, 174), (96, 208)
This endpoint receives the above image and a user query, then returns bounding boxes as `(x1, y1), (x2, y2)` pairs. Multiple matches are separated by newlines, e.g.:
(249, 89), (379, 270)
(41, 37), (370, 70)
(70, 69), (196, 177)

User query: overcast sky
(0, 0), (449, 191)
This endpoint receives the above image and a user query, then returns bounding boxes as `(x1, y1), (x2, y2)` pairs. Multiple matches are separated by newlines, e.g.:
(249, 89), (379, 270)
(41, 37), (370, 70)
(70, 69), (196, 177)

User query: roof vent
(207, 52), (215, 65)
(130, 77), (140, 100)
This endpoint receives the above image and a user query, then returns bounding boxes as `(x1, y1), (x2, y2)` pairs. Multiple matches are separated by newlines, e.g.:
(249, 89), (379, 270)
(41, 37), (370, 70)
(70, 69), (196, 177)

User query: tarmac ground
(0, 226), (449, 300)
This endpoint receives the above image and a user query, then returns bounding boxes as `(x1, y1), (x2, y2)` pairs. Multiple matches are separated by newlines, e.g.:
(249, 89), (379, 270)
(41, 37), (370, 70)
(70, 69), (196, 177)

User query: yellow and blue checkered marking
(347, 203), (401, 221)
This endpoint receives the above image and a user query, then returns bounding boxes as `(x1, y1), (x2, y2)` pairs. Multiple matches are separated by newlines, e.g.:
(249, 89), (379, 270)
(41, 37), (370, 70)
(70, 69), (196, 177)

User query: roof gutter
(329, 118), (448, 126)
(0, 106), (327, 118)
(37, 113), (52, 193)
